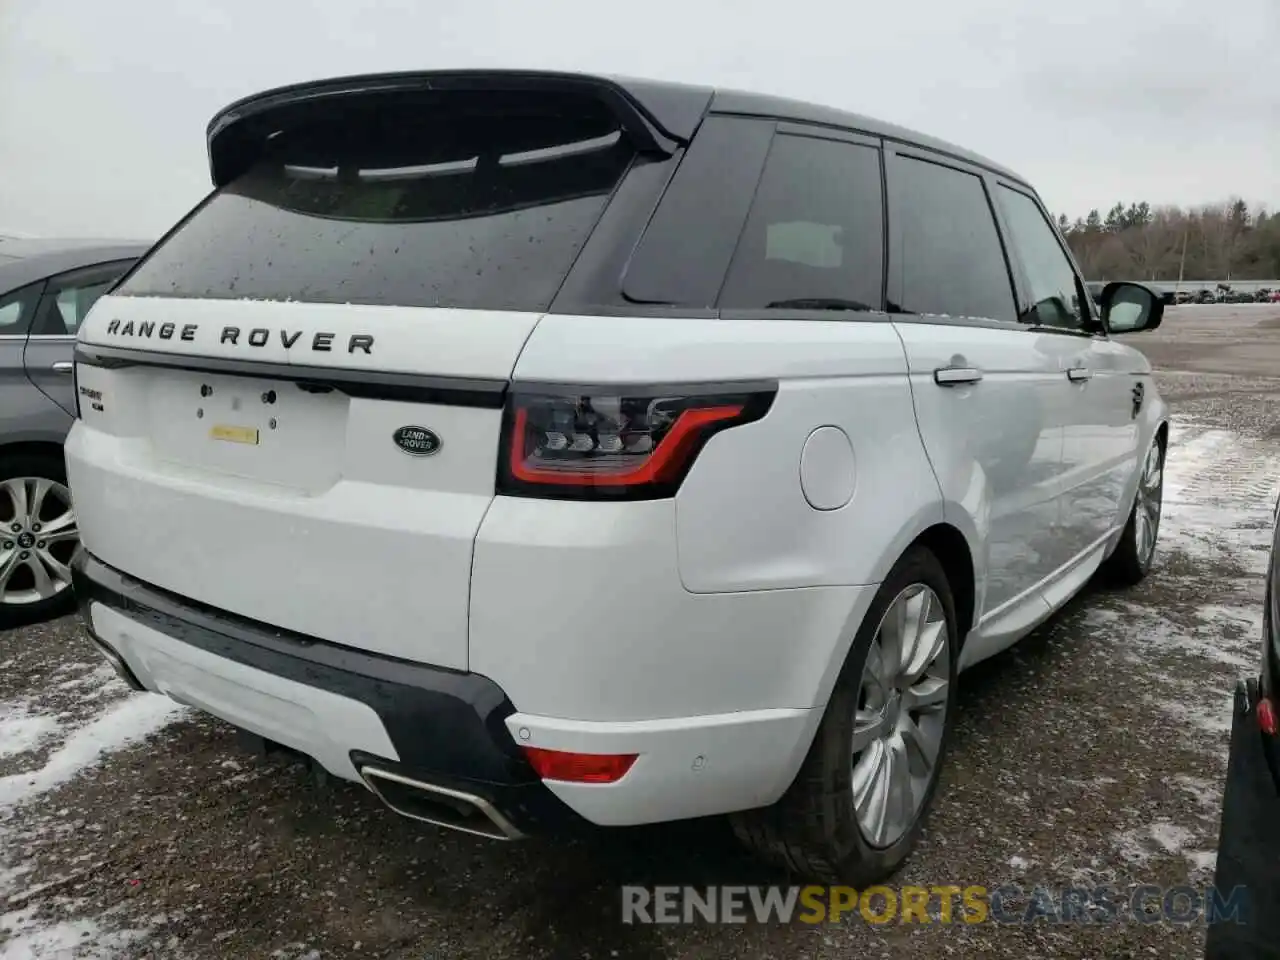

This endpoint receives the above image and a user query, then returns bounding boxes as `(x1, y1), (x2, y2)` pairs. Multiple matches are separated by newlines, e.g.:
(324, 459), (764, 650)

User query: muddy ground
(3, 304), (1280, 959)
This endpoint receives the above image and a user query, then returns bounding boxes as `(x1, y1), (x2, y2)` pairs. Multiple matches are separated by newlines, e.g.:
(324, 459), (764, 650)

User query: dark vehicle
(1209, 494), (1280, 958)
(1197, 289), (1217, 304)
(0, 238), (149, 625)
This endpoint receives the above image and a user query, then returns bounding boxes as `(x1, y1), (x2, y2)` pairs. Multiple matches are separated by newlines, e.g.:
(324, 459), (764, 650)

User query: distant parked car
(1, 238), (149, 625)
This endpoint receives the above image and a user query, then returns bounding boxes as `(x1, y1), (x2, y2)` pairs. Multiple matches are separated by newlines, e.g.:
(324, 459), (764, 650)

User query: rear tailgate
(71, 299), (535, 669)
(67, 74), (658, 669)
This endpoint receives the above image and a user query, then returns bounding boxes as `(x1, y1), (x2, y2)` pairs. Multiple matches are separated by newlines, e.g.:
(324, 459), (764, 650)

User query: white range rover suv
(66, 70), (1168, 883)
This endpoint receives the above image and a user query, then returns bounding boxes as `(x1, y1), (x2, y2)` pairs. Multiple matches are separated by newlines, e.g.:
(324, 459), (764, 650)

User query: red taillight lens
(522, 747), (638, 784)
(1260, 697), (1278, 736)
(498, 385), (775, 500)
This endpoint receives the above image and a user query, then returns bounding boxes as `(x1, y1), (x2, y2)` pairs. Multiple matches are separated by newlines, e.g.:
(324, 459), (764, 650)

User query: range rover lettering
(66, 71), (1167, 882)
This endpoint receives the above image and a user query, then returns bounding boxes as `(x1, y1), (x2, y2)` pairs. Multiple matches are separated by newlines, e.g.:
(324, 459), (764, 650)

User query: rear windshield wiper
(766, 297), (875, 312)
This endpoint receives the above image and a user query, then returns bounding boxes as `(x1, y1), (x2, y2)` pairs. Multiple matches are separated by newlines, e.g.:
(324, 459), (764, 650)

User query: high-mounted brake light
(497, 384), (775, 500)
(521, 746), (638, 784)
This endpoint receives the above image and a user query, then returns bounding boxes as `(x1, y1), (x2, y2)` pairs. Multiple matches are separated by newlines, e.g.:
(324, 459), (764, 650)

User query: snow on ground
(0, 694), (182, 808)
(0, 654), (184, 958)
(0, 414), (1276, 958)
(1094, 416), (1280, 882)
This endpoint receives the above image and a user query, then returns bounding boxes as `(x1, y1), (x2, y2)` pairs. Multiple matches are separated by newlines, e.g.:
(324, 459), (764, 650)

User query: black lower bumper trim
(71, 550), (587, 835)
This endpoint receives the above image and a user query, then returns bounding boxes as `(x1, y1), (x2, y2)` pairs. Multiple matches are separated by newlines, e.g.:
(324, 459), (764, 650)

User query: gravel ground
(3, 304), (1280, 959)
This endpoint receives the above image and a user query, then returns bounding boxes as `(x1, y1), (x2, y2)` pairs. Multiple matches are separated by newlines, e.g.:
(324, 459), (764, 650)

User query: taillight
(1261, 697), (1278, 736)
(497, 384), (775, 500)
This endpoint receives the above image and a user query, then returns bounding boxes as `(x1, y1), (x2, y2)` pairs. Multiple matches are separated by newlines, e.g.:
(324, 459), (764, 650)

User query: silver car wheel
(1133, 439), (1163, 567)
(851, 582), (951, 849)
(0, 476), (78, 606)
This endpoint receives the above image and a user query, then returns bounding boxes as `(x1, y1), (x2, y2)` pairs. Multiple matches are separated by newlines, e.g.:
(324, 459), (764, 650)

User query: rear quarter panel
(511, 313), (944, 592)
(475, 313), (947, 718)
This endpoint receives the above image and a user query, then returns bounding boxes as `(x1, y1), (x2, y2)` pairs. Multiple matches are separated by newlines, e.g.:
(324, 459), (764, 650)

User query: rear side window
(718, 136), (884, 311)
(887, 155), (1016, 323)
(0, 282), (42, 335)
(623, 121), (885, 312)
(118, 105), (636, 310)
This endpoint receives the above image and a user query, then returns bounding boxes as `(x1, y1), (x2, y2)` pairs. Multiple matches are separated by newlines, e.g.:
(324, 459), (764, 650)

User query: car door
(24, 261), (135, 416)
(883, 146), (1068, 638)
(991, 183), (1133, 565)
(1, 280), (57, 439)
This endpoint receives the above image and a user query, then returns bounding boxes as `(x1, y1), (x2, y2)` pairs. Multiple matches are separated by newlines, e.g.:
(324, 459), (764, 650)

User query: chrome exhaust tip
(83, 629), (146, 692)
(359, 765), (524, 841)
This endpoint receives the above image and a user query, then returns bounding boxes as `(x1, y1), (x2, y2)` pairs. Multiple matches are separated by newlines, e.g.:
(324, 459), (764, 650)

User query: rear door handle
(934, 366), (983, 386)
(1066, 366), (1092, 382)
(51, 361), (74, 374)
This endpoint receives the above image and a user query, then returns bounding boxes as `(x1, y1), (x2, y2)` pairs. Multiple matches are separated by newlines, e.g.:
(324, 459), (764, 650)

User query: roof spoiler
(206, 70), (712, 188)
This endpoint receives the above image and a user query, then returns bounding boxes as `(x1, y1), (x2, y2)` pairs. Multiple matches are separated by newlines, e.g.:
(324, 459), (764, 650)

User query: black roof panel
(708, 88), (1027, 184)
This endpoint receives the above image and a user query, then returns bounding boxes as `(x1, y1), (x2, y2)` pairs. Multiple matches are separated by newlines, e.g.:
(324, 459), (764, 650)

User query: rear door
(69, 86), (646, 670)
(884, 147), (1069, 625)
(25, 260), (135, 415)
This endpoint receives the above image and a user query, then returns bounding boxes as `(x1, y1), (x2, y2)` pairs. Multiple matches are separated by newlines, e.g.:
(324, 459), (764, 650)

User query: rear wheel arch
(0, 440), (66, 467)
(910, 523), (976, 644)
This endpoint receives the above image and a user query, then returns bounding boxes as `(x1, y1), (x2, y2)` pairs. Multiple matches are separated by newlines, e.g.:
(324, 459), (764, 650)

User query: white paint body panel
(67, 296), (1166, 827)
(506, 708), (820, 825)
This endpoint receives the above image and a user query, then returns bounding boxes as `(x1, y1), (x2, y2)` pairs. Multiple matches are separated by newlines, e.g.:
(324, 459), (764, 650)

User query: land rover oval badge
(393, 426), (442, 457)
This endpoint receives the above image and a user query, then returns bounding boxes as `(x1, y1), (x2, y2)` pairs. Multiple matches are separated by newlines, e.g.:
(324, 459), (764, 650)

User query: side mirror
(1099, 281), (1164, 334)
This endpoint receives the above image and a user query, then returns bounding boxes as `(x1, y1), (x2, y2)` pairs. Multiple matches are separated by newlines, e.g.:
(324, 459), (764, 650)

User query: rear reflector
(1259, 697), (1278, 736)
(521, 746), (638, 784)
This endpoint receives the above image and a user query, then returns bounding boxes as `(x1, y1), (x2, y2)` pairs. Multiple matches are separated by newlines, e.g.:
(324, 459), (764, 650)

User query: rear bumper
(71, 549), (584, 836)
(72, 549), (821, 830)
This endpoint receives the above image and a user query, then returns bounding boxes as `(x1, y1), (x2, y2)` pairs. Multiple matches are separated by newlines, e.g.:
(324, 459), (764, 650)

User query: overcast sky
(1, 0), (1276, 239)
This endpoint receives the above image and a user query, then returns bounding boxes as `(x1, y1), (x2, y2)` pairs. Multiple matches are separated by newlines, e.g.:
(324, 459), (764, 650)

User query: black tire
(1099, 433), (1164, 588)
(0, 450), (78, 630)
(731, 544), (959, 884)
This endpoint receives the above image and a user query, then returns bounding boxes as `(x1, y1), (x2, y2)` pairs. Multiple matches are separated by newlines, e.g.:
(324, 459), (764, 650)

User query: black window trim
(31, 260), (139, 340)
(991, 177), (1105, 341)
(881, 143), (1025, 332)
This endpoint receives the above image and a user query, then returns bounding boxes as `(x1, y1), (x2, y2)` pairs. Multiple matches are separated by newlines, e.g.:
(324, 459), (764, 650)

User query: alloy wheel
(851, 583), (951, 849)
(1133, 439), (1163, 567)
(0, 477), (79, 606)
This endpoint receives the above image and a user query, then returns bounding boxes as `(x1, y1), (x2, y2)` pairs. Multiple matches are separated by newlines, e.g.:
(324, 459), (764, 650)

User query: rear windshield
(118, 104), (635, 310)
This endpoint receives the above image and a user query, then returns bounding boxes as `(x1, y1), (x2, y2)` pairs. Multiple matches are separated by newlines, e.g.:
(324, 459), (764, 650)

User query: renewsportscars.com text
(621, 884), (1249, 926)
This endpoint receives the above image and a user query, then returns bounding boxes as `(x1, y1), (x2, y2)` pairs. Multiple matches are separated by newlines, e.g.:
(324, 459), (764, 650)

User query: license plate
(210, 424), (260, 445)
